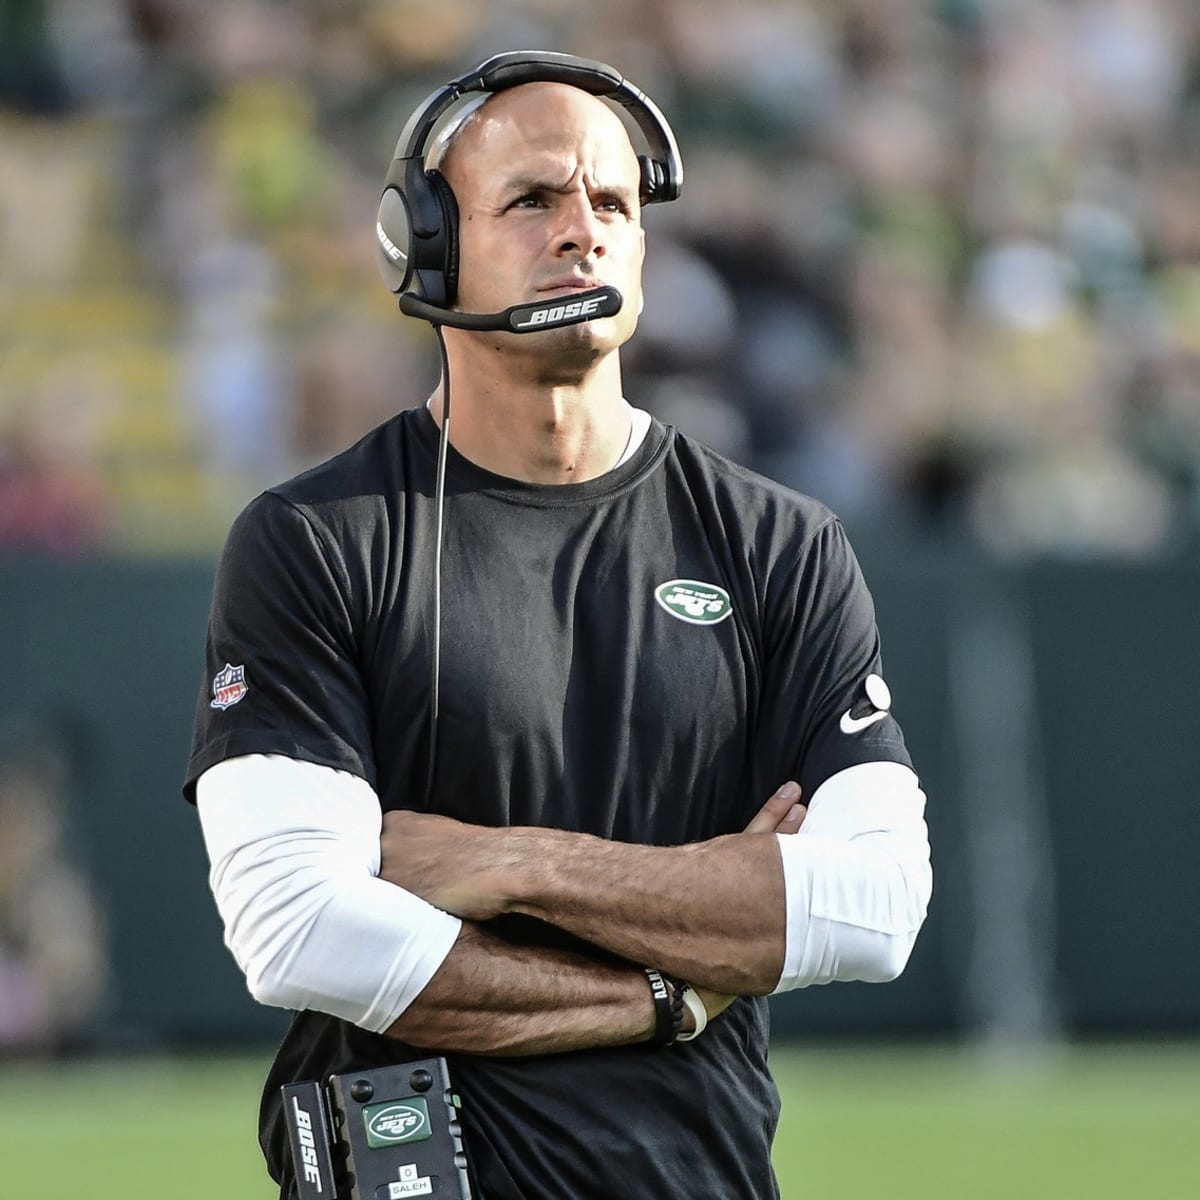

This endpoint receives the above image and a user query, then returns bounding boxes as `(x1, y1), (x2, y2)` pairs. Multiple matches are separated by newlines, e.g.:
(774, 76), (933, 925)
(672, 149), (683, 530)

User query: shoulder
(662, 424), (843, 557)
(268, 407), (420, 514)
(227, 407), (427, 553)
(219, 408), (425, 593)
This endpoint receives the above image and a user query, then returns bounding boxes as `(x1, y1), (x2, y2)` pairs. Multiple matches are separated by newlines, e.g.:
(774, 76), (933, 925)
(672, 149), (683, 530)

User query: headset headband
(386, 50), (682, 203)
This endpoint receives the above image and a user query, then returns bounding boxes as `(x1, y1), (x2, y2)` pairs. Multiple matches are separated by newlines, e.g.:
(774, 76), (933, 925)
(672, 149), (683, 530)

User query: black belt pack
(283, 1057), (472, 1199)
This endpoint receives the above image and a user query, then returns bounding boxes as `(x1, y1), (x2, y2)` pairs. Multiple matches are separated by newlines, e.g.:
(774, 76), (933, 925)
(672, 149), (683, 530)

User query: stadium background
(1, 1), (1197, 1196)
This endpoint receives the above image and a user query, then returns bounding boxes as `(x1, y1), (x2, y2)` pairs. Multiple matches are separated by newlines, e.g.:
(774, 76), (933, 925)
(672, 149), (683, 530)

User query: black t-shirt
(186, 406), (912, 1199)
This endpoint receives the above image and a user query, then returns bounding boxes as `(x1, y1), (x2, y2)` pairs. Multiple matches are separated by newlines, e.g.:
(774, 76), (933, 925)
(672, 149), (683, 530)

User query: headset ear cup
(426, 169), (460, 306)
(638, 154), (664, 203)
(376, 187), (414, 294)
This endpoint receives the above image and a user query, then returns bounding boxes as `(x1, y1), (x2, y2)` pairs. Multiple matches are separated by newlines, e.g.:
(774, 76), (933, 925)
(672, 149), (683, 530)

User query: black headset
(376, 50), (683, 310)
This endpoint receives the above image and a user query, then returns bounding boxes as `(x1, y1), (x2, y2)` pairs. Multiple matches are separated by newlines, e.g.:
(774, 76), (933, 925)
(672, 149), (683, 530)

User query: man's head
(433, 82), (647, 355)
(377, 54), (681, 322)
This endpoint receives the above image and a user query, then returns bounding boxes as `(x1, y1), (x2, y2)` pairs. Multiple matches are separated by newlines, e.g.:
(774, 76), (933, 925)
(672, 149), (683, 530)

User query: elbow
(227, 918), (307, 1011)
(215, 867), (334, 1014)
(852, 860), (931, 984)
(792, 854), (930, 989)
(244, 958), (303, 1011)
(853, 927), (919, 983)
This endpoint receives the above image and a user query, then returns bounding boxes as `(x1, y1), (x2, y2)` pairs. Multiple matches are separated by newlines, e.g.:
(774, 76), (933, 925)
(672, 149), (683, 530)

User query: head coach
(185, 50), (933, 1200)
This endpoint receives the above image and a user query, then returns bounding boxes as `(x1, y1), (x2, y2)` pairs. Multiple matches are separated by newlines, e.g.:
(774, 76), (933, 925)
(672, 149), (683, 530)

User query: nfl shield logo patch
(210, 663), (248, 710)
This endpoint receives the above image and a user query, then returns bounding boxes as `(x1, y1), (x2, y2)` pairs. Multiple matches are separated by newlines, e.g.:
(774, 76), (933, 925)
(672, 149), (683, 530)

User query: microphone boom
(399, 286), (622, 332)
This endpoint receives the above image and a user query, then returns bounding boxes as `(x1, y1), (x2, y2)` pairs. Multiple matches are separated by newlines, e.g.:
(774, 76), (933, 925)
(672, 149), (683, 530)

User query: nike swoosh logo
(839, 708), (889, 735)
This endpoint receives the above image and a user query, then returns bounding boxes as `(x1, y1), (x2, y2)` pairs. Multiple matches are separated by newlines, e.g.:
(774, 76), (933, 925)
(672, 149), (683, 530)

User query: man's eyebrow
(500, 175), (563, 196)
(499, 175), (636, 198)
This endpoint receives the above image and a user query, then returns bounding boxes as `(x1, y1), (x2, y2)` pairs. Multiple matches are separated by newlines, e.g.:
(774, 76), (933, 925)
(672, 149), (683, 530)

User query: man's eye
(596, 197), (631, 216)
(511, 194), (543, 209)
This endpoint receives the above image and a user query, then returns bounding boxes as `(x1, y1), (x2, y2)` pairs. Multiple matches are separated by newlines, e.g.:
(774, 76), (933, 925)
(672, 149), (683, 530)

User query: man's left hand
(380, 810), (516, 920)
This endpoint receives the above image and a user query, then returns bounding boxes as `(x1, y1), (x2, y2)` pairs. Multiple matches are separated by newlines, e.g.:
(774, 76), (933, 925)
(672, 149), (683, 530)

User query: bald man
(188, 57), (931, 1200)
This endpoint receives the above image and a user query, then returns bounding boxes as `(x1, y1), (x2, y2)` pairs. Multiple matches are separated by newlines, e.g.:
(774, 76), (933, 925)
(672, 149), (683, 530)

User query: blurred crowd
(1, 0), (1199, 557)
(0, 713), (109, 1057)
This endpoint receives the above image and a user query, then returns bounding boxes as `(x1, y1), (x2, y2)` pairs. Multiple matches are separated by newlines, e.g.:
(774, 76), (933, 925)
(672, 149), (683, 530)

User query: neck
(428, 335), (633, 484)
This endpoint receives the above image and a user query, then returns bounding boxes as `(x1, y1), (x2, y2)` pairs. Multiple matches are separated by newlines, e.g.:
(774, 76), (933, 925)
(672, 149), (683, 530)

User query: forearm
(475, 829), (785, 995)
(498, 764), (932, 994)
(386, 921), (656, 1055)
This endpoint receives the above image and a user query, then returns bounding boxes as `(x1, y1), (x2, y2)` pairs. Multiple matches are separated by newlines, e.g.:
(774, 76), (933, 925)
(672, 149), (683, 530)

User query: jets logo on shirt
(654, 579), (733, 625)
(210, 663), (248, 710)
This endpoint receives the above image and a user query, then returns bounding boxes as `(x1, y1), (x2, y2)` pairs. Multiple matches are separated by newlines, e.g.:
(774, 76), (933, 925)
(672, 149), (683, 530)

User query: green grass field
(1, 1041), (1196, 1199)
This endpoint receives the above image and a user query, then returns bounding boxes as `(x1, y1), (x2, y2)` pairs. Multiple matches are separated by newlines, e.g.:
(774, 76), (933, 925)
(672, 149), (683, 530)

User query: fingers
(743, 781), (803, 834)
(776, 803), (807, 835)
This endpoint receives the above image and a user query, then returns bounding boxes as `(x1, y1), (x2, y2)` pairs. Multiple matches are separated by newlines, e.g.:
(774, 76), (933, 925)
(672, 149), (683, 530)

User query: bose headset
(376, 51), (683, 804)
(375, 49), (683, 328)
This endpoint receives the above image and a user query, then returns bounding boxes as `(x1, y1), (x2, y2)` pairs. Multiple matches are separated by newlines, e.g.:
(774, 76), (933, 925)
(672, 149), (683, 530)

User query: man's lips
(537, 277), (602, 293)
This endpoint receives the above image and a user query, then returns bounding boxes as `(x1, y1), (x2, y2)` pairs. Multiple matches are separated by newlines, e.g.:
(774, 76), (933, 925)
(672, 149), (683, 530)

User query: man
(187, 55), (932, 1199)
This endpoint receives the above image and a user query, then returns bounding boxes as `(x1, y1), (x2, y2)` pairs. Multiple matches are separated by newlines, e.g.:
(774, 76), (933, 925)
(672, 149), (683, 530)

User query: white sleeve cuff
(771, 760), (932, 992)
(196, 754), (461, 1033)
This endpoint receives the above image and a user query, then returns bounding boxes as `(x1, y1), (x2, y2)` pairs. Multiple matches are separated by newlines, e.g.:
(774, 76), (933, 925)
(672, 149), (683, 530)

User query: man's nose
(552, 194), (605, 259)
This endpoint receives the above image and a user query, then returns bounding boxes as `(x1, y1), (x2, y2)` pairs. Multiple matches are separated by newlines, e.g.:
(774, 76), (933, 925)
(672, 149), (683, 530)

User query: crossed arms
(376, 782), (806, 1053)
(198, 756), (930, 1056)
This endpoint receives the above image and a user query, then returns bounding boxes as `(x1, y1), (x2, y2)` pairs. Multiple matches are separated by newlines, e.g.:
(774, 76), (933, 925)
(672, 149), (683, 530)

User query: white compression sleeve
(196, 755), (461, 1033)
(772, 760), (933, 992)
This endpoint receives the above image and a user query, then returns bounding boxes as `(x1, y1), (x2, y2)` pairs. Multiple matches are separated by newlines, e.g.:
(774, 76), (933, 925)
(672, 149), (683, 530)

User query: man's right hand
(743, 780), (806, 836)
(685, 781), (807, 1027)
